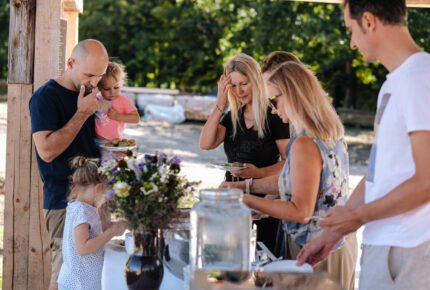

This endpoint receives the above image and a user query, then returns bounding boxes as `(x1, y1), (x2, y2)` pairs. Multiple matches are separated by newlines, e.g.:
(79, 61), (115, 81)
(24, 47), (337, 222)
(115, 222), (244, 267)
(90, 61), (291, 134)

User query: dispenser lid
(198, 188), (243, 200)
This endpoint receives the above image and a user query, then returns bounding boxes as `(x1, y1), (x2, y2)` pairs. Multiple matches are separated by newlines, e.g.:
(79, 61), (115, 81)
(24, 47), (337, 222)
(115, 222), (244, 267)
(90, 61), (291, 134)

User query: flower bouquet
(98, 152), (197, 232)
(98, 152), (198, 289)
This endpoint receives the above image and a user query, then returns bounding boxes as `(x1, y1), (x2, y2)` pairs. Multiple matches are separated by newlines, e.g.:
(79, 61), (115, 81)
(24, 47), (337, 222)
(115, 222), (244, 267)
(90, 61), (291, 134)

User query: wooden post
(62, 0), (83, 61)
(4, 0), (82, 288)
(4, 0), (38, 289)
(32, 0), (63, 287)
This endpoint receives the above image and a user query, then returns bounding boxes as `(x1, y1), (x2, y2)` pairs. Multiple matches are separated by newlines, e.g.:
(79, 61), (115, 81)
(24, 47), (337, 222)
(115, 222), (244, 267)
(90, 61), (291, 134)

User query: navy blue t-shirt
(29, 79), (100, 209)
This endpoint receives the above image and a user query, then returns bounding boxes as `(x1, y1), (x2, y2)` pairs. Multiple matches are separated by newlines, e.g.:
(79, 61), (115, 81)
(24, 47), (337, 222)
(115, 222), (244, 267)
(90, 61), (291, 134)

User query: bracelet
(215, 104), (224, 114)
(245, 178), (253, 194)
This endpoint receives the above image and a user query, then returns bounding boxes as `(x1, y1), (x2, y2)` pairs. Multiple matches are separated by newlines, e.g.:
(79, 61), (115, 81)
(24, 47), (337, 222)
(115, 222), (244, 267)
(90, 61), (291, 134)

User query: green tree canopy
(0, 0), (10, 80)
(2, 1), (430, 110)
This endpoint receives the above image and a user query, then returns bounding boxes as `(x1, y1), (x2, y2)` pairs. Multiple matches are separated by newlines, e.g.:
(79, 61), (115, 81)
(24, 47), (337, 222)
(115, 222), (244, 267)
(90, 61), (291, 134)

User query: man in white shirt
(297, 0), (430, 289)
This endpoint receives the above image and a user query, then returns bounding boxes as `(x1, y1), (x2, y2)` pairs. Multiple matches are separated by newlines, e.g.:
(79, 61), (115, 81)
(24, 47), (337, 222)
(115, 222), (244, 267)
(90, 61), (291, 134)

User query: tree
(0, 0), (10, 80)
(76, 1), (430, 110)
(79, 0), (243, 92)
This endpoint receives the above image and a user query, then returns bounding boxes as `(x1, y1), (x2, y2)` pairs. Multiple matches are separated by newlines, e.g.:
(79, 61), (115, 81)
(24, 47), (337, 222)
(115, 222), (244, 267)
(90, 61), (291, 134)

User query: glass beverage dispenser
(190, 188), (251, 275)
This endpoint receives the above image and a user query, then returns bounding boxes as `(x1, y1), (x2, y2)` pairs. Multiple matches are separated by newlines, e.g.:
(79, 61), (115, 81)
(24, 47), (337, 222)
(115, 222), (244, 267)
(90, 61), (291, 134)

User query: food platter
(210, 162), (247, 173)
(102, 144), (136, 152)
(102, 138), (136, 151)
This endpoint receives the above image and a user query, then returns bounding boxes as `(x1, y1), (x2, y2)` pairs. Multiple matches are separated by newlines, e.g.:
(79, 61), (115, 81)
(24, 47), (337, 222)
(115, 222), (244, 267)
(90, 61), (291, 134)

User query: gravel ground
(122, 121), (371, 189)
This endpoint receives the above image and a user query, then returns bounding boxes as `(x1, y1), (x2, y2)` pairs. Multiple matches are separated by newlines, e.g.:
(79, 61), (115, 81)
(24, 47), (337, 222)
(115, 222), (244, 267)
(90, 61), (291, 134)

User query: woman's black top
(220, 106), (290, 182)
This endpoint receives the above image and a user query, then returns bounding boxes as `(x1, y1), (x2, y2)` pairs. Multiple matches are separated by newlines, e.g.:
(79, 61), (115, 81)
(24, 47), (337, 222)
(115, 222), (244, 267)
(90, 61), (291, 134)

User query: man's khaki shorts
(359, 239), (430, 290)
(44, 209), (66, 284)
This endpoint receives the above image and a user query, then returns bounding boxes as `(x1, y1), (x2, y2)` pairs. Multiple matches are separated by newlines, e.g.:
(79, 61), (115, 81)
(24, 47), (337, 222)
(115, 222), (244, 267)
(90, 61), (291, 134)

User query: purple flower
(172, 157), (181, 165)
(107, 178), (115, 185)
(112, 169), (121, 176)
(191, 187), (195, 192)
(144, 154), (157, 163)
(106, 190), (115, 198)
(185, 182), (192, 188)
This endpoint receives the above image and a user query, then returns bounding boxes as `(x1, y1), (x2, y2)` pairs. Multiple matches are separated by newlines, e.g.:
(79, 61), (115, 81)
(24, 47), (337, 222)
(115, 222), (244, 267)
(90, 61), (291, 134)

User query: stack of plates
(262, 260), (313, 273)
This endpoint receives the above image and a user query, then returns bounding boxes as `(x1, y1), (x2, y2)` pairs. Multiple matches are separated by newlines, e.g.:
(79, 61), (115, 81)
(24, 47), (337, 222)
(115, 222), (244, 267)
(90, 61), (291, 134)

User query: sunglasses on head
(268, 93), (281, 109)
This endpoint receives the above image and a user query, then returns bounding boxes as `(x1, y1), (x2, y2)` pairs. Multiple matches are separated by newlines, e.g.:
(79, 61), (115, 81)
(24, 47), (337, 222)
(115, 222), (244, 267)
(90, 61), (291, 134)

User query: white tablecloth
(102, 241), (184, 290)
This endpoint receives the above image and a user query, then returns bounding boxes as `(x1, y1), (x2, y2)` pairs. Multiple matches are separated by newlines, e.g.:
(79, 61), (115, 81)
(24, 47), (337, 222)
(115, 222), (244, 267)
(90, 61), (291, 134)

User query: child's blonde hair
(268, 62), (344, 141)
(68, 157), (106, 201)
(224, 53), (269, 139)
(98, 61), (127, 87)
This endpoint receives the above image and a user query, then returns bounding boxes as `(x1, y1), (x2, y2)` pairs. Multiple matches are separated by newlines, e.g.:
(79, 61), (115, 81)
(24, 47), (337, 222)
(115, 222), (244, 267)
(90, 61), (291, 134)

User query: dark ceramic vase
(125, 231), (164, 290)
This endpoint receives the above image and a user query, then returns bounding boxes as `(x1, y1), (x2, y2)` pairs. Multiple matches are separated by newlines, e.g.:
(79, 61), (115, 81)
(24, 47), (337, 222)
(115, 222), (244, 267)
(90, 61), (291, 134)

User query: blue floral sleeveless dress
(278, 130), (349, 246)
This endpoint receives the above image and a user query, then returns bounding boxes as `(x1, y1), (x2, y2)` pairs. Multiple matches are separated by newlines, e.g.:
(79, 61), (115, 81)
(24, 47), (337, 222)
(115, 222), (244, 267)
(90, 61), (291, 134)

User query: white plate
(102, 145), (136, 152)
(210, 162), (247, 172)
(263, 260), (313, 273)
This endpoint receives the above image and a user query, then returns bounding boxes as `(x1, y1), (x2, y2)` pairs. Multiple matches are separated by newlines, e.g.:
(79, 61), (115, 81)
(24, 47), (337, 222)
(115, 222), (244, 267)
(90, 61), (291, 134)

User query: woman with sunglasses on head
(199, 53), (290, 256)
(221, 60), (357, 290)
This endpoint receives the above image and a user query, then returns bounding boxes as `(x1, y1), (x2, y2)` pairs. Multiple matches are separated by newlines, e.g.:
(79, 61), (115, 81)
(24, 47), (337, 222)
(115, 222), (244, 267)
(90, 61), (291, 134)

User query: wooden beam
(32, 0), (63, 287)
(8, 0), (36, 84)
(287, 0), (430, 8)
(63, 0), (83, 13)
(28, 146), (50, 290)
(34, 0), (62, 89)
(4, 84), (33, 290)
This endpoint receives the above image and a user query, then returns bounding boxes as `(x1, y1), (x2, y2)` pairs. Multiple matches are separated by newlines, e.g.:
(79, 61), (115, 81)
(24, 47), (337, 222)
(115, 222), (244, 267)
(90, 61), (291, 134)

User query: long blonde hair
(224, 54), (269, 139)
(268, 62), (344, 141)
(68, 157), (106, 201)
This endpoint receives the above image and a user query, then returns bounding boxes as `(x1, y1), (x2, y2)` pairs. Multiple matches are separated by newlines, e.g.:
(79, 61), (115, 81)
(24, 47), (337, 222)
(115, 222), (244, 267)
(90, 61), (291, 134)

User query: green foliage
(79, 0), (402, 110)
(224, 1), (386, 111)
(0, 1), (10, 80)
(79, 0), (241, 92)
(2, 1), (430, 110)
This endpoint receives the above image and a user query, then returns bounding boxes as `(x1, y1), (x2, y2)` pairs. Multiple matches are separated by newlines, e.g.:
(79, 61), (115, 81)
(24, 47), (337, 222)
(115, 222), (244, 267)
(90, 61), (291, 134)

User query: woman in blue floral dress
(222, 61), (357, 289)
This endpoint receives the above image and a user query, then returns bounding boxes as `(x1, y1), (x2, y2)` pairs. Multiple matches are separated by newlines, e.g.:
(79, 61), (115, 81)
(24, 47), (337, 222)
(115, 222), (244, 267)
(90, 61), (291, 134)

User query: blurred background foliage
(0, 0), (9, 96)
(1, 0), (430, 110)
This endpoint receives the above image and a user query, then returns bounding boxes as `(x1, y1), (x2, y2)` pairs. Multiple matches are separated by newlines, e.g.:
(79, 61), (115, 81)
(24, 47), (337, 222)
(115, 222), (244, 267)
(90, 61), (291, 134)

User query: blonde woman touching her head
(221, 61), (357, 290)
(199, 53), (290, 255)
